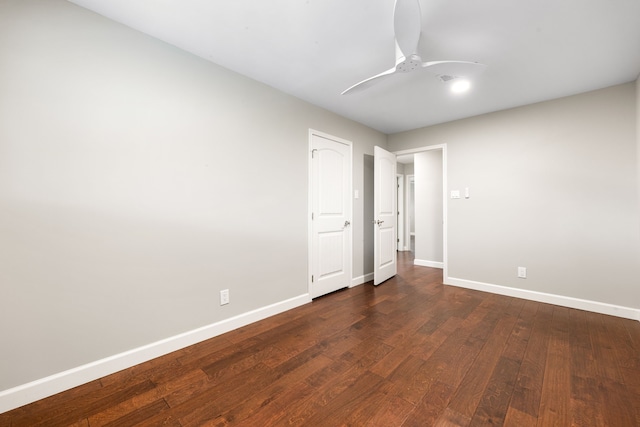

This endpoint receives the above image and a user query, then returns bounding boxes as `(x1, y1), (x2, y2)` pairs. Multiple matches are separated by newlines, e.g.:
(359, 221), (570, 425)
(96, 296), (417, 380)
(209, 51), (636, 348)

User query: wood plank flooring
(2, 252), (639, 426)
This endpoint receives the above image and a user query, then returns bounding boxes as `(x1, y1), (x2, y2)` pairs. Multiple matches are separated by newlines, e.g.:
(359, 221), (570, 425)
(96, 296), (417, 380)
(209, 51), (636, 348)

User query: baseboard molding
(446, 276), (640, 321)
(414, 259), (443, 269)
(351, 272), (374, 287)
(0, 294), (311, 414)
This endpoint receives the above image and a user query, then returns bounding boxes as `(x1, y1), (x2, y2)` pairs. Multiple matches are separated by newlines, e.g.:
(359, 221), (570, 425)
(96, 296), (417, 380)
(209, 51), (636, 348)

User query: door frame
(393, 144), (448, 280)
(307, 129), (353, 297)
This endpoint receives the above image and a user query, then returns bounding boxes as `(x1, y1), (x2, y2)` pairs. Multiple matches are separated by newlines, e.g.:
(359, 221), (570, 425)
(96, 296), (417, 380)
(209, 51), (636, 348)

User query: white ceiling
(396, 154), (415, 165)
(68, 0), (640, 134)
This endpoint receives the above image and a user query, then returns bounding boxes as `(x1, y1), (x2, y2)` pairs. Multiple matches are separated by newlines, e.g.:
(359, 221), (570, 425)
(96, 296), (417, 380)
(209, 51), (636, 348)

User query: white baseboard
(351, 272), (374, 287)
(414, 259), (443, 269)
(0, 294), (311, 414)
(445, 276), (640, 321)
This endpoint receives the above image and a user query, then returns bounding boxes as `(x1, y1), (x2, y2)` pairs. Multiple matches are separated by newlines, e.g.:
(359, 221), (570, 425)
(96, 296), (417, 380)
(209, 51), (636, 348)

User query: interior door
(310, 133), (352, 298)
(397, 174), (404, 251)
(374, 146), (397, 285)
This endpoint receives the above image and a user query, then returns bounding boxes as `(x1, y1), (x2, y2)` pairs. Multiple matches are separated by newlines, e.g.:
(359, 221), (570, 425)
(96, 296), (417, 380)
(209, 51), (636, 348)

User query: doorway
(394, 145), (447, 277)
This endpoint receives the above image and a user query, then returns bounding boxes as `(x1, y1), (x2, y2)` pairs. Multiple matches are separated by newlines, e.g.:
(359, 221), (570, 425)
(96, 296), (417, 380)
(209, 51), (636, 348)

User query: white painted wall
(414, 151), (443, 265)
(408, 177), (415, 234)
(389, 83), (640, 312)
(0, 0), (386, 394)
(404, 164), (415, 239)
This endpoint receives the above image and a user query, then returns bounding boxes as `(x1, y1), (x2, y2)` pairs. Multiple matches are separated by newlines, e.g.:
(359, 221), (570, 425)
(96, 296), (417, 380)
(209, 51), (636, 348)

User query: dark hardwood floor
(2, 252), (640, 426)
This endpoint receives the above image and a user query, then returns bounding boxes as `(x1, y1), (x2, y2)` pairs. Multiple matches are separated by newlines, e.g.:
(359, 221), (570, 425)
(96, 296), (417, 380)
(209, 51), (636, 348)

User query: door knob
(344, 220), (351, 227)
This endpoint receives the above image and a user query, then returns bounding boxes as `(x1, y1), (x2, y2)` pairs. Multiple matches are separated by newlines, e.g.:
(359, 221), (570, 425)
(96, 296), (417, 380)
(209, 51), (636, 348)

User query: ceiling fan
(341, 0), (486, 95)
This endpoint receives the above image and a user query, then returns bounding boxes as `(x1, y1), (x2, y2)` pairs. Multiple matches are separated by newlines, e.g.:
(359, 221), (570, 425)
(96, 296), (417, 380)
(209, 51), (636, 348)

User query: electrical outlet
(220, 289), (229, 305)
(517, 267), (527, 279)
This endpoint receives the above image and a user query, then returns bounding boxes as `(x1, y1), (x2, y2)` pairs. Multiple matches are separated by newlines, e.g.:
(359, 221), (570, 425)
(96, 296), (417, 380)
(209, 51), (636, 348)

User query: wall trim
(0, 294), (311, 414)
(445, 276), (640, 321)
(351, 273), (374, 287)
(414, 259), (444, 269)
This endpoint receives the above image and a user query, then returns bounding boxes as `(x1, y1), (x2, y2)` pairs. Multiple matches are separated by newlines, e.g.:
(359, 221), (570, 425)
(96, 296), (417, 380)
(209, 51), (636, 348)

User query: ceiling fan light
(451, 79), (471, 93)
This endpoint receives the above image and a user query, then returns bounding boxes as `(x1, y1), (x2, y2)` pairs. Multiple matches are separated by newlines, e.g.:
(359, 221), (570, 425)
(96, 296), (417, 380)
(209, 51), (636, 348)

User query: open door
(374, 146), (397, 285)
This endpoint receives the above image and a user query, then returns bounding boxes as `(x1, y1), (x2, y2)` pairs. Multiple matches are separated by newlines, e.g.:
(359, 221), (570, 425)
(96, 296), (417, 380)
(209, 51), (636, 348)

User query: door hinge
(311, 212), (314, 220)
(311, 275), (314, 283)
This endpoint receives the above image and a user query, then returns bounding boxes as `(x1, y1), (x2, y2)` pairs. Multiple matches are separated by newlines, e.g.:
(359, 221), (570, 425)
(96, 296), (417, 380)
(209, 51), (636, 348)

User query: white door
(374, 146), (397, 285)
(397, 174), (404, 251)
(310, 132), (352, 298)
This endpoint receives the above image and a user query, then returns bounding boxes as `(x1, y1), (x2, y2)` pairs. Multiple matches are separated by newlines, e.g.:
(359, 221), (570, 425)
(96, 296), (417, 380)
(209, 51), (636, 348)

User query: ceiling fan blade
(393, 0), (422, 57)
(422, 61), (487, 78)
(341, 67), (398, 95)
(340, 2), (486, 95)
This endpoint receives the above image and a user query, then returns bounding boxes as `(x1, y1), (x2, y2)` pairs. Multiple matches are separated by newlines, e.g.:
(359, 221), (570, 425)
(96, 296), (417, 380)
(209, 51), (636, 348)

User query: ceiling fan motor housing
(396, 54), (422, 72)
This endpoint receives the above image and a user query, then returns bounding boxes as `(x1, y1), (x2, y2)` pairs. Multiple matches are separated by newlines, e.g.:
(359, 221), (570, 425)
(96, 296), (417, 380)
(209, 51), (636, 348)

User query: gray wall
(389, 83), (640, 309)
(637, 76), (640, 258)
(362, 154), (375, 276)
(403, 163), (415, 238)
(637, 76), (640, 313)
(414, 151), (443, 263)
(0, 0), (386, 391)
